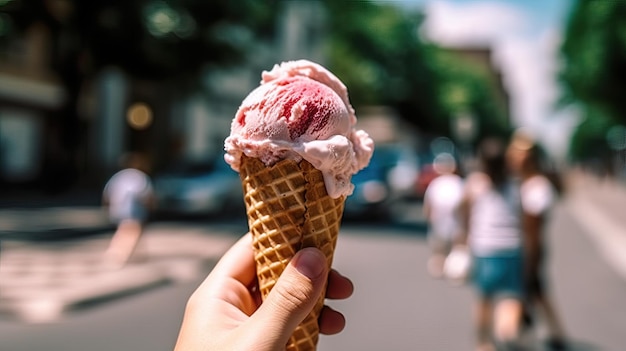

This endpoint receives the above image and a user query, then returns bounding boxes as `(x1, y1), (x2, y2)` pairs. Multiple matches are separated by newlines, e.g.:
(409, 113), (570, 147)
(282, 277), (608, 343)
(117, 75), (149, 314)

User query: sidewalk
(563, 170), (626, 281)
(0, 186), (111, 241)
(0, 223), (239, 323)
(0, 207), (114, 241)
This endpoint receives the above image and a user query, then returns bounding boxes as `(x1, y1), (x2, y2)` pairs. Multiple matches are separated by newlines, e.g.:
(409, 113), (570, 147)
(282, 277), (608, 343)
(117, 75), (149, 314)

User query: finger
(319, 305), (346, 335)
(246, 248), (328, 347)
(187, 233), (258, 316)
(326, 269), (354, 300)
(208, 233), (256, 286)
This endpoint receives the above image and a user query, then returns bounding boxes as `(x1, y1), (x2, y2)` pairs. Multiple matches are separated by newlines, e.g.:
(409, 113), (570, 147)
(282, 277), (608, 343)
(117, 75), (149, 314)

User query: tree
(560, 0), (626, 161)
(429, 47), (510, 142)
(322, 1), (442, 133)
(0, 0), (277, 189)
(321, 0), (509, 144)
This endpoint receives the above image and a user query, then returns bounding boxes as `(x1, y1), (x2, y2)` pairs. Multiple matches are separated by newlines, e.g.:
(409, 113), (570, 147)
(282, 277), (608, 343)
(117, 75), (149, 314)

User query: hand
(174, 233), (353, 351)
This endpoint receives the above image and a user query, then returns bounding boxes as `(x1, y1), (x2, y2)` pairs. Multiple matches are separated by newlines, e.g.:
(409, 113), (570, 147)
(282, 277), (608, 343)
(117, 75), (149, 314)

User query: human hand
(174, 233), (353, 351)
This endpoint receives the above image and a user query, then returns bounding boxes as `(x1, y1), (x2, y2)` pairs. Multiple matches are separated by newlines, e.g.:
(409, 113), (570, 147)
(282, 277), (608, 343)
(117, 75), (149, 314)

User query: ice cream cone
(239, 155), (345, 351)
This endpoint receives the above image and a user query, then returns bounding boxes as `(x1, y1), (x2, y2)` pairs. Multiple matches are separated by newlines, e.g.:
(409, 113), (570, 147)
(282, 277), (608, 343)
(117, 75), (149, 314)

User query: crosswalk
(0, 225), (238, 323)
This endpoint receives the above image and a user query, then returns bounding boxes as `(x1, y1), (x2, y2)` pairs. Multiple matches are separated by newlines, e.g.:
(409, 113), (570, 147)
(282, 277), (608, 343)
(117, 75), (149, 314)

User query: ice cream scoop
(224, 60), (373, 198)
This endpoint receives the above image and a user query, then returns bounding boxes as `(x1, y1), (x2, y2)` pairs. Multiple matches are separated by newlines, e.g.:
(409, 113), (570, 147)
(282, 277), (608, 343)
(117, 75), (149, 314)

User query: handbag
(443, 245), (472, 285)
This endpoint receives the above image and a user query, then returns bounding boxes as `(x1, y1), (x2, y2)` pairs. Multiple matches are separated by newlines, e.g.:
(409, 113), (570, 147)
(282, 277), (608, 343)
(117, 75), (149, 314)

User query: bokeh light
(143, 1), (195, 38)
(126, 102), (153, 130)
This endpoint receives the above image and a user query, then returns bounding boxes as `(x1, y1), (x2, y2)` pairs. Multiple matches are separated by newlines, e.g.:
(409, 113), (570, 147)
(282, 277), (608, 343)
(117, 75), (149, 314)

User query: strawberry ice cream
(224, 60), (374, 198)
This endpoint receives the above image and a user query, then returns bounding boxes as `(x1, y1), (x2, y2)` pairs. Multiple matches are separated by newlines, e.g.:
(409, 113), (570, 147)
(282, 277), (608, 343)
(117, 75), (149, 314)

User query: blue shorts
(472, 252), (524, 299)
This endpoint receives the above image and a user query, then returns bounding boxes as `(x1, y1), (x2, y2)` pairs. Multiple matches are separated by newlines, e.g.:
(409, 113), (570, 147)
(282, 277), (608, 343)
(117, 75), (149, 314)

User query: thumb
(249, 248), (328, 346)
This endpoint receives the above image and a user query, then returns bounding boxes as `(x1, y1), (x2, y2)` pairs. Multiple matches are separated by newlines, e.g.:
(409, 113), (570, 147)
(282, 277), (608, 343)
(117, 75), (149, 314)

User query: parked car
(414, 150), (464, 200)
(153, 158), (243, 218)
(344, 144), (419, 220)
(414, 162), (439, 200)
(344, 154), (390, 220)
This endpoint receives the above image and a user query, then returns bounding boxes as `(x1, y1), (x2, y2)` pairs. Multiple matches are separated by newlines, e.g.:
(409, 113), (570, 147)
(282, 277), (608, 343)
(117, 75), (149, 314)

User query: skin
(174, 233), (354, 351)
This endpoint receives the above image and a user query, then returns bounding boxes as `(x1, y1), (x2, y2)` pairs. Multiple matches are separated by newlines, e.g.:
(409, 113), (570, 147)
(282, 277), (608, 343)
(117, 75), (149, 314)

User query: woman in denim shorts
(457, 138), (525, 351)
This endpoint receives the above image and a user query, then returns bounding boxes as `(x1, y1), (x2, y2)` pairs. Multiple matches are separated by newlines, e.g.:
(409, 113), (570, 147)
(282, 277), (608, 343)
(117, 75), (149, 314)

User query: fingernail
(293, 248), (325, 279)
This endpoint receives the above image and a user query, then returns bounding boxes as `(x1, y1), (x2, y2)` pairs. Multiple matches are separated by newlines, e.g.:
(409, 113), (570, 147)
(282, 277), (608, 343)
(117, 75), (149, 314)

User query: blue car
(153, 159), (243, 218)
(344, 145), (416, 220)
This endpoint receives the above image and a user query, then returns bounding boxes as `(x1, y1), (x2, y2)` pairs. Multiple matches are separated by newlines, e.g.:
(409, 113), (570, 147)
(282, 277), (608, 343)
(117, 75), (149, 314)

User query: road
(1, 199), (625, 350)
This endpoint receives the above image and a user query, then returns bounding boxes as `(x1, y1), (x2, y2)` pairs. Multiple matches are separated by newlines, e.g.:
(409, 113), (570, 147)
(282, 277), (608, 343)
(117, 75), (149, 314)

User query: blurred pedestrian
(423, 152), (464, 278)
(507, 130), (568, 350)
(102, 153), (154, 268)
(457, 137), (525, 351)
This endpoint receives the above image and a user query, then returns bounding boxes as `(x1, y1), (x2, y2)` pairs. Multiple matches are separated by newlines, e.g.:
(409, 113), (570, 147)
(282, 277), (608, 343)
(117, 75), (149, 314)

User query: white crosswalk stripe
(0, 226), (238, 323)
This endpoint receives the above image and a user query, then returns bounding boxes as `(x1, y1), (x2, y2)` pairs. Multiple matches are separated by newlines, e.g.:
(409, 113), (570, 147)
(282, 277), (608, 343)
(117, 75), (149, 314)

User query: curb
(0, 207), (113, 242)
(0, 226), (116, 242)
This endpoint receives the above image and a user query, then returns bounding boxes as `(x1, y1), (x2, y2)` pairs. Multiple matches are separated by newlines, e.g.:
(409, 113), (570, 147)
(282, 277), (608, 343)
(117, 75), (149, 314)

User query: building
(0, 22), (66, 189)
(0, 1), (331, 192)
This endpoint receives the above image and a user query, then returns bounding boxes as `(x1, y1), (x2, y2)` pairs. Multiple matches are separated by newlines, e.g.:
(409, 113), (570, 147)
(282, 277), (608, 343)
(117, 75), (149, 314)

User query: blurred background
(0, 0), (625, 350)
(0, 0), (624, 200)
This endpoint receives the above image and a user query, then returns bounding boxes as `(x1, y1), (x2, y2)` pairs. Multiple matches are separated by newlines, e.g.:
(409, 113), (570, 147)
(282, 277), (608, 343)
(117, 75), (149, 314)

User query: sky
(383, 0), (579, 159)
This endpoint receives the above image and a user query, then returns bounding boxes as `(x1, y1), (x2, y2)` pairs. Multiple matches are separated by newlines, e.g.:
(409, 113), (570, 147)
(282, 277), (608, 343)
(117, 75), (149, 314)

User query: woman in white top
(458, 138), (524, 351)
(507, 130), (567, 350)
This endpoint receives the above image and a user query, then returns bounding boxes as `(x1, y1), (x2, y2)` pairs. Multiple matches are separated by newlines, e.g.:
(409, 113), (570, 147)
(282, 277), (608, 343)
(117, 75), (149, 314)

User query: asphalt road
(0, 201), (625, 351)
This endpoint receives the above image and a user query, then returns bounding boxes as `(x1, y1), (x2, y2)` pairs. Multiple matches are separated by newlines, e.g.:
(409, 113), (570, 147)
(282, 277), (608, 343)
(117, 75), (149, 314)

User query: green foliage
(560, 0), (626, 160)
(321, 0), (509, 142)
(322, 1), (442, 132)
(1, 0), (279, 80)
(2, 0), (512, 142)
(429, 48), (509, 140)
(568, 106), (614, 161)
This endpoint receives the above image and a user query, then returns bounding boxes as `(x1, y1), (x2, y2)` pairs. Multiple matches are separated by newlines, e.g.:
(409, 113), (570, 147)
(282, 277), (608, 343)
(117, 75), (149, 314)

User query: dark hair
(478, 137), (507, 188)
(529, 144), (564, 195)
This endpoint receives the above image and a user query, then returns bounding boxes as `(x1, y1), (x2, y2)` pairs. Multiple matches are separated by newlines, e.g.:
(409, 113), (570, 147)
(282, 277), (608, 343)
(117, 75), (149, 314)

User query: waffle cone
(239, 155), (345, 351)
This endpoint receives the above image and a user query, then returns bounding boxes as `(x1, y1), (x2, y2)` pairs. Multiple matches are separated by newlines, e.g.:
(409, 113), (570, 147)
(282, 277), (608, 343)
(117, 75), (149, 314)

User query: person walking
(457, 137), (525, 351)
(102, 153), (154, 268)
(506, 130), (568, 350)
(423, 152), (464, 279)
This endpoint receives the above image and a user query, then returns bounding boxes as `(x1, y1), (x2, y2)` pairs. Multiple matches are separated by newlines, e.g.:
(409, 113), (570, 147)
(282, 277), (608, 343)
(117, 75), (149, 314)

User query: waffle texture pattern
(239, 155), (345, 351)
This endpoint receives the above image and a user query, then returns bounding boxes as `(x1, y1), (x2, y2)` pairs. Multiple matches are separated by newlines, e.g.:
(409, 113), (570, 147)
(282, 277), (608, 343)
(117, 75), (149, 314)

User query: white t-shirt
(424, 173), (464, 240)
(465, 173), (522, 256)
(520, 175), (555, 216)
(104, 168), (153, 222)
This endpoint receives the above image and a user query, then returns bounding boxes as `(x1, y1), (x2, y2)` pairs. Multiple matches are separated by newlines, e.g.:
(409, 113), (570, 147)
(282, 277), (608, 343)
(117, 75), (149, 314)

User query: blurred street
(0, 171), (624, 350)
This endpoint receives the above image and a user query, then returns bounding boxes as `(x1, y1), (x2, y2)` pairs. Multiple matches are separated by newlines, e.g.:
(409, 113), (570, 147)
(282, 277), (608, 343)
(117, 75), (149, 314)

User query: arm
(522, 212), (544, 273)
(455, 174), (477, 247)
(456, 193), (471, 247)
(102, 189), (110, 208)
(520, 175), (553, 272)
(422, 196), (432, 223)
